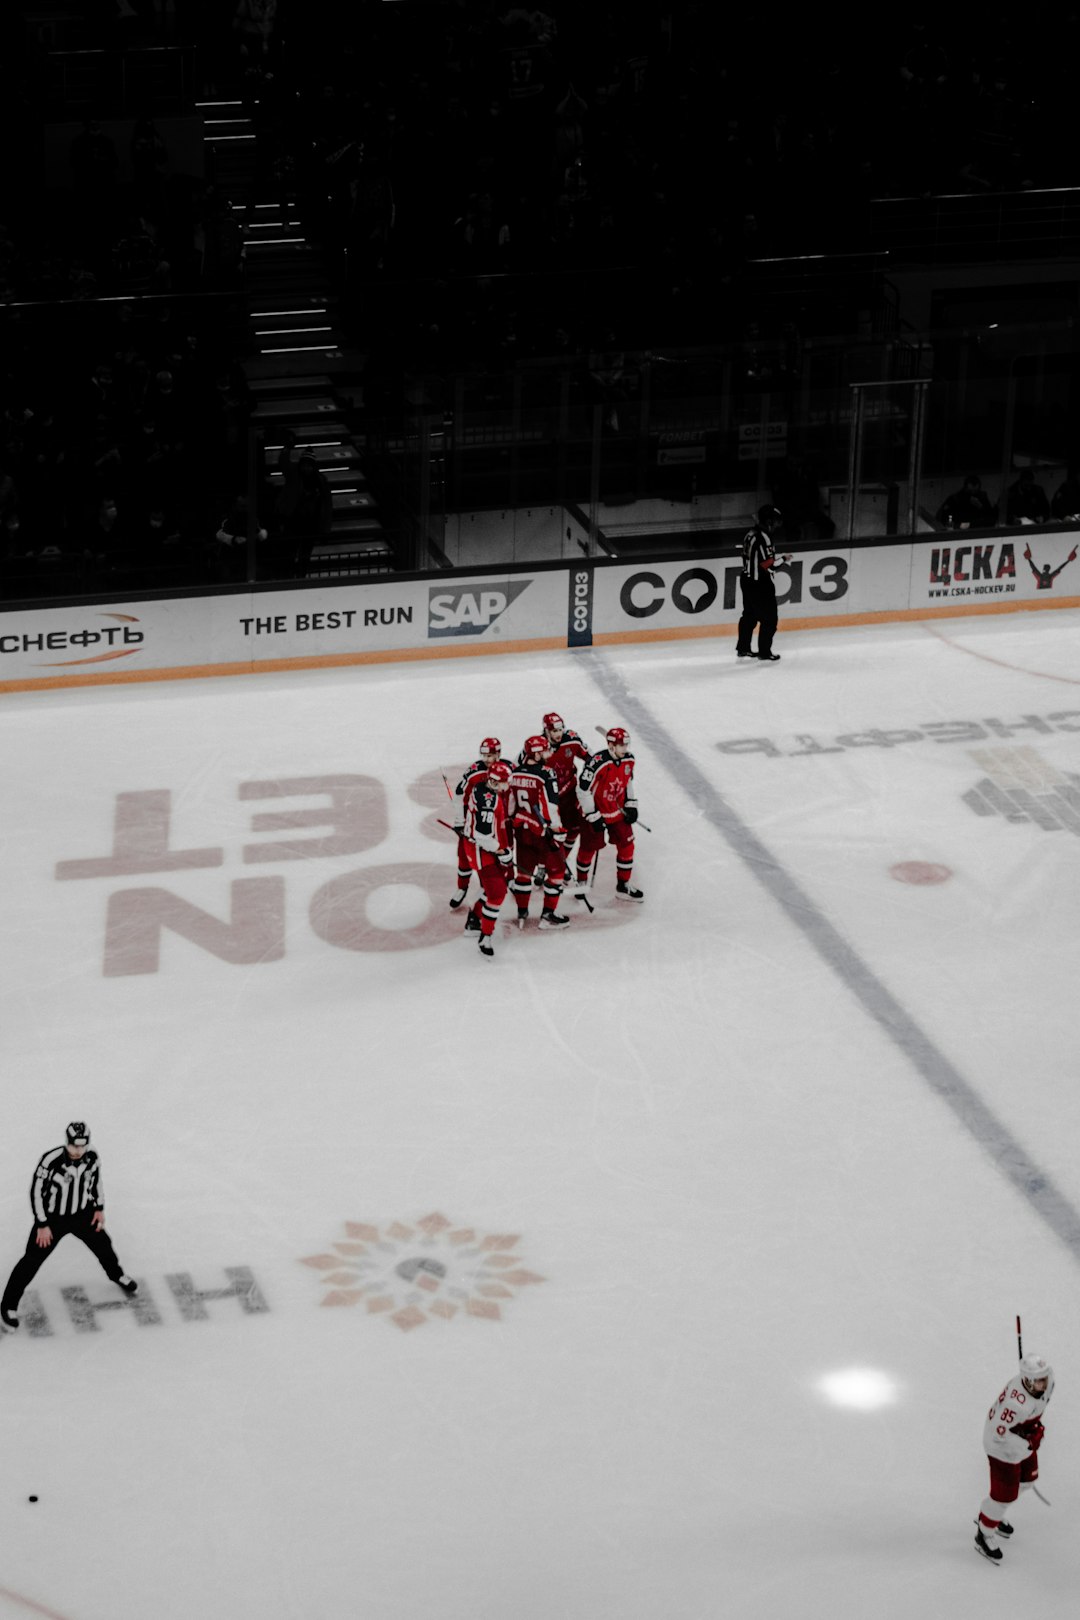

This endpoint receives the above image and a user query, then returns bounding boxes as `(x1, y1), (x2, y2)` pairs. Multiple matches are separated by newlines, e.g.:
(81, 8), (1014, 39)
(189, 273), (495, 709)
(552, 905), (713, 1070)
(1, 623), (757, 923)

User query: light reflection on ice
(816, 1367), (900, 1410)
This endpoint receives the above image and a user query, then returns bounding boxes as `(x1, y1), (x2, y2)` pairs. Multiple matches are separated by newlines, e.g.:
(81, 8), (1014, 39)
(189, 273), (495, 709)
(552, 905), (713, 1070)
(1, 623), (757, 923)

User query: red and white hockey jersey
(983, 1370), (1055, 1464)
(579, 747), (637, 823)
(544, 728), (589, 798)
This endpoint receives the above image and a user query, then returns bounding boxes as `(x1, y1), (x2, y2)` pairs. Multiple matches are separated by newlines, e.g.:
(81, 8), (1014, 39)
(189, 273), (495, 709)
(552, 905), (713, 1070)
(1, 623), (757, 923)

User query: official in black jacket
(736, 505), (792, 661)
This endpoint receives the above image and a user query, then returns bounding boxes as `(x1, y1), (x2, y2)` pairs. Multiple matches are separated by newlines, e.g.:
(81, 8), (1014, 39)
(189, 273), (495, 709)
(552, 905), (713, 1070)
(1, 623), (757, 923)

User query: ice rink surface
(2, 608), (1079, 1620)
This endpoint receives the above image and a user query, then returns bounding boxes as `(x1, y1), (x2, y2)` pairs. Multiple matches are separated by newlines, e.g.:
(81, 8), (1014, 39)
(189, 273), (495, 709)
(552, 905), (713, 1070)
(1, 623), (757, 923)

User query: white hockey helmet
(1019, 1354), (1052, 1392)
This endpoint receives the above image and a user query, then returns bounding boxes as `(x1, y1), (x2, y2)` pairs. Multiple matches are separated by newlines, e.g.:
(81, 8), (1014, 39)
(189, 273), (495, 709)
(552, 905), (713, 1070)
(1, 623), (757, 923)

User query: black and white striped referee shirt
(30, 1147), (104, 1223)
(740, 525), (775, 582)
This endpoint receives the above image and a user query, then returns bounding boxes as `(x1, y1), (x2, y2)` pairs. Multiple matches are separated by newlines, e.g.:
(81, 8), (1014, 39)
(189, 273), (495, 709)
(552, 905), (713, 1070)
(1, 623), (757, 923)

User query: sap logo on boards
(427, 580), (532, 638)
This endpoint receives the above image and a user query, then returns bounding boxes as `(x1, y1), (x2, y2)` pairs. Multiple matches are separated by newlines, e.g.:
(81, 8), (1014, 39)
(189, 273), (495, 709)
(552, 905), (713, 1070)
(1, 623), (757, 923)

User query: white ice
(2, 609), (1079, 1620)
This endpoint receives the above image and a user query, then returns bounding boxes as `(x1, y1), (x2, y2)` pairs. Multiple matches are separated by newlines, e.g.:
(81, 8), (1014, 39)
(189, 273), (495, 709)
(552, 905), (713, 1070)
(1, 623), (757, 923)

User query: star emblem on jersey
(963, 746), (1080, 836)
(300, 1213), (545, 1330)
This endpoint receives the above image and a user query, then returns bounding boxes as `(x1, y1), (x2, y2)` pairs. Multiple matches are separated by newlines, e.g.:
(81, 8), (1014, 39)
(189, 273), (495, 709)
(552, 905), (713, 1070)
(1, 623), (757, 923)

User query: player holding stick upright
(447, 738), (506, 912)
(974, 1344), (1054, 1563)
(575, 727), (643, 902)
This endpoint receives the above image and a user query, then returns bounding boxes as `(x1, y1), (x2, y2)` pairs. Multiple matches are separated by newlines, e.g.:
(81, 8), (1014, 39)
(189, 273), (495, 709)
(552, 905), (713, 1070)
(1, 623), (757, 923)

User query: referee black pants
(736, 576), (778, 657)
(2, 1216), (124, 1311)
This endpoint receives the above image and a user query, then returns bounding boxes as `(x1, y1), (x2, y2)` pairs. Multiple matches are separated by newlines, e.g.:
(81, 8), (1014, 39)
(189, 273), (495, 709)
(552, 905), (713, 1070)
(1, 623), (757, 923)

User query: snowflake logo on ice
(300, 1212), (545, 1331)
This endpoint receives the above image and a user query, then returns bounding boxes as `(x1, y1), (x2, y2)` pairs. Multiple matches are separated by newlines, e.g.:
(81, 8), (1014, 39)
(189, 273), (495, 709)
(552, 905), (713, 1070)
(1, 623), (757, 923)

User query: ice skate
(974, 1524), (1002, 1563)
(478, 935), (494, 958)
(538, 912), (570, 930)
(463, 911), (481, 933)
(1, 1306), (18, 1333)
(615, 882), (644, 902)
(116, 1276), (138, 1296)
(449, 892), (467, 910)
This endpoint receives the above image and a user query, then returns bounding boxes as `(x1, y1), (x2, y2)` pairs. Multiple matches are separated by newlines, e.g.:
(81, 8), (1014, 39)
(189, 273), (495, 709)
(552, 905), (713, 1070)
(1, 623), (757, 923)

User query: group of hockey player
(446, 712), (644, 959)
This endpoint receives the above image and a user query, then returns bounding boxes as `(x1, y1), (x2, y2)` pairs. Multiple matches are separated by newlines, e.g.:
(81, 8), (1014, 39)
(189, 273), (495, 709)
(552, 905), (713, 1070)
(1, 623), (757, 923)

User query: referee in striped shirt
(735, 504), (792, 661)
(1, 1123), (137, 1332)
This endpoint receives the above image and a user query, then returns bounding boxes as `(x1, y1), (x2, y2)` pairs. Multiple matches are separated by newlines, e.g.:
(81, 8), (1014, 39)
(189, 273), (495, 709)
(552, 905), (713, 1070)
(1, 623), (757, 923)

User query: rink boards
(2, 527), (1079, 691)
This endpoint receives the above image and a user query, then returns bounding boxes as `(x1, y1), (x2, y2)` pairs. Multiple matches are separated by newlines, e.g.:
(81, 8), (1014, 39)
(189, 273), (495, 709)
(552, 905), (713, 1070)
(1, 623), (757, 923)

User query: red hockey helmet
(542, 712), (565, 735)
(479, 737), (501, 759)
(607, 726), (630, 749)
(524, 733), (551, 760)
(487, 761), (512, 787)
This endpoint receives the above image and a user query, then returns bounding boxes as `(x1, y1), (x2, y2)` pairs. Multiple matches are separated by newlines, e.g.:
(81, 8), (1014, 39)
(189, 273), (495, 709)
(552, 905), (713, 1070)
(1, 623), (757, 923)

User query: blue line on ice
(585, 651), (1080, 1266)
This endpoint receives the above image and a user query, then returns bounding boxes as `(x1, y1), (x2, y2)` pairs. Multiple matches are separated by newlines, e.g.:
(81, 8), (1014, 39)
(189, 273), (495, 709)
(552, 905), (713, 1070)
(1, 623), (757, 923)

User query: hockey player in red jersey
(463, 761), (514, 958)
(509, 736), (571, 929)
(449, 738), (505, 910)
(575, 726), (644, 901)
(541, 712), (590, 857)
(974, 1353), (1054, 1563)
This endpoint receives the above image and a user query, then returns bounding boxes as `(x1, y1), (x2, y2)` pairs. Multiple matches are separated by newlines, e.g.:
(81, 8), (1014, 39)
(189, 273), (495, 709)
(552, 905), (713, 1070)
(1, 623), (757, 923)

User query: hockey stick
(571, 846), (594, 911)
(1016, 1315), (1051, 1505)
(436, 817), (458, 835)
(571, 850), (596, 912)
(569, 845), (603, 908)
(441, 773), (456, 803)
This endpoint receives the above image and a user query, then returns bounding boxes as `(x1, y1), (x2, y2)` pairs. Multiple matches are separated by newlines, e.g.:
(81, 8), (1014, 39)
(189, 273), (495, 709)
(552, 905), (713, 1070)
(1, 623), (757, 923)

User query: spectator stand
(0, 290), (249, 602)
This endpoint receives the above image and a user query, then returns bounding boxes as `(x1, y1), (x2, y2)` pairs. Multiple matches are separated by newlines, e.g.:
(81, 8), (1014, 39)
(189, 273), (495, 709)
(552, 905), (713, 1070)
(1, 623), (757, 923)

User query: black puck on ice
(28, 1495), (38, 1502)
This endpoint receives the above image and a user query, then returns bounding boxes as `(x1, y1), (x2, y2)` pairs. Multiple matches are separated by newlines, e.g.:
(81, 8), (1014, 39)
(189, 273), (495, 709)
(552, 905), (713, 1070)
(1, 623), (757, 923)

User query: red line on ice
(0, 1586), (79, 1620)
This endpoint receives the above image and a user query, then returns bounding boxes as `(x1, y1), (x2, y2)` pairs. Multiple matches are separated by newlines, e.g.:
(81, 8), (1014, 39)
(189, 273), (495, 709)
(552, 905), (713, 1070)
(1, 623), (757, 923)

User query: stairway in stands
(197, 97), (389, 578)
